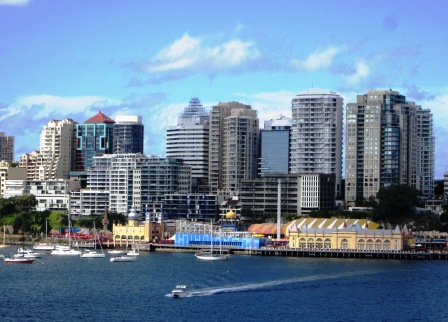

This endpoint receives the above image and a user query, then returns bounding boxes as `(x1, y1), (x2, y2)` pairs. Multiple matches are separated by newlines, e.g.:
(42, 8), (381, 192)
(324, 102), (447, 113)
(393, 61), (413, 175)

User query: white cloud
(0, 0), (30, 6)
(291, 46), (343, 71)
(0, 94), (119, 121)
(344, 60), (370, 85)
(143, 33), (259, 74)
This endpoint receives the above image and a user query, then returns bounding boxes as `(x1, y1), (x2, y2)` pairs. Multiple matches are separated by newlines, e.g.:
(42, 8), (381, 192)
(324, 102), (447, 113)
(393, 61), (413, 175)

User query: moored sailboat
(195, 222), (230, 261)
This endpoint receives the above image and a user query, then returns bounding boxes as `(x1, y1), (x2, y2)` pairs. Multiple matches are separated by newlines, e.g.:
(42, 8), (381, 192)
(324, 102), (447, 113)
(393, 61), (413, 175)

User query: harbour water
(1, 247), (447, 322)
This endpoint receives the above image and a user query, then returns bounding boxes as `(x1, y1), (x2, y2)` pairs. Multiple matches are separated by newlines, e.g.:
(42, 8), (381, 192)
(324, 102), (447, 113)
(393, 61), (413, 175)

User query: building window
(358, 239), (366, 250)
(299, 238), (306, 248)
(316, 238), (323, 249)
(341, 239), (349, 249)
(324, 238), (331, 249)
(307, 238), (315, 249)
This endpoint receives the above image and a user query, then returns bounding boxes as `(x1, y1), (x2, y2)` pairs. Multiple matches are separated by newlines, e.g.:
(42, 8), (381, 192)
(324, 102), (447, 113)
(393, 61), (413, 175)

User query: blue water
(1, 247), (447, 322)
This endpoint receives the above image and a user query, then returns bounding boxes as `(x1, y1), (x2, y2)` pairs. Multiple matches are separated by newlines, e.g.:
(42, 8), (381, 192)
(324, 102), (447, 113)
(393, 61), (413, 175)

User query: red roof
(85, 110), (115, 124)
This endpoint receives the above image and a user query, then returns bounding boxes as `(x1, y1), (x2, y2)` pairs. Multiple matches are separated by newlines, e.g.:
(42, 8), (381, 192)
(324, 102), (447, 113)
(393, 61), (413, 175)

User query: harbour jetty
(149, 243), (448, 260)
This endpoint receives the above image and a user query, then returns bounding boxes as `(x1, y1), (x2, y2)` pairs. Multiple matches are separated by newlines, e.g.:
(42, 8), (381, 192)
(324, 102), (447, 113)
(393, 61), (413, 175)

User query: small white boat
(195, 252), (230, 261)
(108, 249), (126, 255)
(110, 255), (137, 262)
(171, 285), (188, 298)
(14, 248), (42, 258)
(51, 247), (81, 256)
(80, 249), (106, 258)
(127, 249), (140, 256)
(33, 243), (56, 251)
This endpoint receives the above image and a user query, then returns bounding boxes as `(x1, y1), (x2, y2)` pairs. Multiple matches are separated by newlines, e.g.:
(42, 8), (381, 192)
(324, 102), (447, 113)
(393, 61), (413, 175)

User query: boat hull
(195, 253), (230, 261)
(110, 256), (137, 262)
(4, 258), (35, 264)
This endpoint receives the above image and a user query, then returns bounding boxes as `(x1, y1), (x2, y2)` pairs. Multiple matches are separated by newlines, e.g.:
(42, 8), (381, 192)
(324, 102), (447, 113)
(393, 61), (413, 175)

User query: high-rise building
(259, 115), (291, 176)
(0, 132), (14, 163)
(416, 108), (435, 197)
(208, 101), (259, 194)
(75, 110), (115, 172)
(345, 90), (434, 206)
(166, 98), (209, 192)
(32, 119), (77, 180)
(290, 89), (343, 197)
(113, 115), (144, 154)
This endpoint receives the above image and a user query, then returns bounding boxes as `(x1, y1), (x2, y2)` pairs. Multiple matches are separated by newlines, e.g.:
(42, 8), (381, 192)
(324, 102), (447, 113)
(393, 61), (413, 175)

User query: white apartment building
(0, 167), (27, 197)
(70, 190), (109, 216)
(88, 153), (191, 215)
(4, 179), (80, 212)
(166, 98), (209, 192)
(19, 119), (77, 180)
(290, 89), (343, 198)
(208, 101), (259, 195)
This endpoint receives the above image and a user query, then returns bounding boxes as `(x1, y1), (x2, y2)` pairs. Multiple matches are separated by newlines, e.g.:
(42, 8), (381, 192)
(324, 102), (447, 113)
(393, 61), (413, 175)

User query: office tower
(416, 109), (435, 197)
(290, 89), (343, 197)
(113, 115), (144, 154)
(345, 89), (434, 206)
(259, 115), (291, 176)
(75, 110), (115, 172)
(208, 101), (259, 194)
(166, 98), (209, 192)
(88, 153), (191, 214)
(34, 119), (77, 180)
(0, 132), (14, 163)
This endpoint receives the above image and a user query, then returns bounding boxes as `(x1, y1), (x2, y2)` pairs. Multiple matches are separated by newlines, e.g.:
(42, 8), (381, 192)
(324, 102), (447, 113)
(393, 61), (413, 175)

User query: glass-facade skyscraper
(259, 115), (291, 176)
(75, 110), (115, 172)
(113, 116), (144, 154)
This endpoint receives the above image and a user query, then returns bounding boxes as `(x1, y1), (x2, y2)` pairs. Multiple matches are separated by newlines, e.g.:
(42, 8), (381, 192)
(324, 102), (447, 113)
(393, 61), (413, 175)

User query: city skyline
(1, 0), (447, 177)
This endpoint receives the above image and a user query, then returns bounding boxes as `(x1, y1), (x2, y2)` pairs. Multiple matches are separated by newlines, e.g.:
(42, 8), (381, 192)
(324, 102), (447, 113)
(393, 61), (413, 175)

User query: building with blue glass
(75, 110), (115, 172)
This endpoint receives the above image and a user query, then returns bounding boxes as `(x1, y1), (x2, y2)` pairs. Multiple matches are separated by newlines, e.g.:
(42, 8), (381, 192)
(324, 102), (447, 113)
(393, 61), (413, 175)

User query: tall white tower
(166, 98), (209, 192)
(37, 118), (76, 180)
(290, 89), (343, 197)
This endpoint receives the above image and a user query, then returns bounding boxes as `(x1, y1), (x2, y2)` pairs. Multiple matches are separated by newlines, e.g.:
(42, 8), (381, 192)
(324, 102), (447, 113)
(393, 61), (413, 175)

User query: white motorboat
(33, 243), (56, 251)
(108, 249), (126, 255)
(171, 285), (188, 298)
(110, 255), (137, 262)
(127, 249), (140, 256)
(51, 246), (81, 256)
(80, 249), (106, 258)
(14, 247), (42, 258)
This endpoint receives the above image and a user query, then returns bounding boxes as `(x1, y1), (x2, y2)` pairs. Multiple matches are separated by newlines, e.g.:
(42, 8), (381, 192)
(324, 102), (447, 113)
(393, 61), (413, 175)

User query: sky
(0, 0), (447, 178)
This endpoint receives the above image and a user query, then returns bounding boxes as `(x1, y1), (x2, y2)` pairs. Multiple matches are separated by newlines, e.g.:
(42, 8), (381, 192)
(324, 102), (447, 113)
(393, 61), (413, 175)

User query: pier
(149, 243), (448, 260)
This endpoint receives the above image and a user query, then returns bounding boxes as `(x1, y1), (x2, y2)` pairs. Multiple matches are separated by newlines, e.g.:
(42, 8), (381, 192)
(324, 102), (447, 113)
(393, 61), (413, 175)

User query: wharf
(149, 244), (448, 260)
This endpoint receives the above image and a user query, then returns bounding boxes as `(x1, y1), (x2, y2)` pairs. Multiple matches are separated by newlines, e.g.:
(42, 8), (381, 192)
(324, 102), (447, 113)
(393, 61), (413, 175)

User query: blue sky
(1, 0), (447, 178)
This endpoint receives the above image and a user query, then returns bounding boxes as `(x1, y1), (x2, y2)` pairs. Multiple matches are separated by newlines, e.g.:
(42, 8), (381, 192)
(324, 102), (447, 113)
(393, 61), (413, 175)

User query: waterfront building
(113, 115), (144, 154)
(290, 89), (343, 198)
(166, 98), (210, 192)
(345, 90), (434, 206)
(19, 151), (41, 180)
(88, 153), (191, 214)
(174, 220), (267, 249)
(112, 207), (176, 244)
(70, 190), (109, 216)
(0, 132), (14, 163)
(259, 115), (291, 176)
(208, 101), (259, 195)
(240, 173), (335, 219)
(287, 219), (412, 251)
(4, 179), (80, 212)
(0, 167), (27, 197)
(75, 110), (115, 172)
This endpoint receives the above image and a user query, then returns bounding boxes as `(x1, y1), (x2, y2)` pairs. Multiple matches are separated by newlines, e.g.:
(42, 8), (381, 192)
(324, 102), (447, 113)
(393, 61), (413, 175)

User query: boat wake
(168, 270), (382, 298)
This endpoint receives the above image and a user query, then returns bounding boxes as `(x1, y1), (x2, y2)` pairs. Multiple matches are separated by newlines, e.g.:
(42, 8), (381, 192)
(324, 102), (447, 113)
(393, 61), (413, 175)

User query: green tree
(374, 184), (420, 226)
